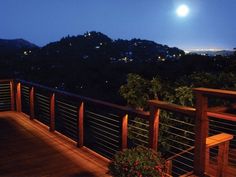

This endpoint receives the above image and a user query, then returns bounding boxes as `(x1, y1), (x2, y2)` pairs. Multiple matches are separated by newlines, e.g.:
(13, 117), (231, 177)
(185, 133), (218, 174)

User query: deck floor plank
(0, 112), (110, 177)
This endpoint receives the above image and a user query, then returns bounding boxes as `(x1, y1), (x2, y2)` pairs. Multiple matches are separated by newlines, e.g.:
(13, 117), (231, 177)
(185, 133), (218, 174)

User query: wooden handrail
(207, 111), (236, 122)
(208, 104), (236, 113)
(149, 100), (196, 116)
(207, 104), (236, 122)
(206, 133), (233, 148)
(16, 79), (149, 119)
(193, 87), (236, 98)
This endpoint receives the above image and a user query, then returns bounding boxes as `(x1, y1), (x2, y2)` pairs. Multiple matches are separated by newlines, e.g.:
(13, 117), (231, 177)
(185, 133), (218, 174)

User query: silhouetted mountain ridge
(39, 31), (185, 62)
(0, 38), (38, 54)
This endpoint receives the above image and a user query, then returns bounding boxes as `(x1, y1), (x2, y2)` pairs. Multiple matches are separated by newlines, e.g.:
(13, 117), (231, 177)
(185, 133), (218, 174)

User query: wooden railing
(1, 79), (151, 159)
(149, 100), (196, 176)
(0, 79), (235, 176)
(149, 88), (236, 176)
(193, 88), (236, 177)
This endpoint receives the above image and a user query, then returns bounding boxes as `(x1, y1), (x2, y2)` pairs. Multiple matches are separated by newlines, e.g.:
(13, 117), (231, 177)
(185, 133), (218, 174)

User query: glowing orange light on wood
(121, 114), (128, 150)
(16, 82), (22, 112)
(77, 102), (84, 147)
(30, 87), (35, 120)
(50, 93), (55, 132)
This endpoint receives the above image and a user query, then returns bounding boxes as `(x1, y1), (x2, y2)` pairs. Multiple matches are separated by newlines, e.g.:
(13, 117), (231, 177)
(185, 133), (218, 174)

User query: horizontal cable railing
(12, 79), (150, 160)
(55, 98), (78, 141)
(149, 100), (196, 177)
(21, 84), (30, 115)
(84, 104), (121, 158)
(128, 114), (149, 148)
(0, 80), (13, 111)
(160, 113), (195, 176)
(1, 79), (236, 177)
(35, 92), (51, 126)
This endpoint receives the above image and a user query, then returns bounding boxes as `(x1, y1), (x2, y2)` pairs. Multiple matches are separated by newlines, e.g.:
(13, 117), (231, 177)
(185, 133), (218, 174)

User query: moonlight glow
(176, 4), (189, 17)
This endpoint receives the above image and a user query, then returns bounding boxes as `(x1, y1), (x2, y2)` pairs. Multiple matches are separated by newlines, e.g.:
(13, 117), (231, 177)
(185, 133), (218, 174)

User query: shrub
(108, 146), (166, 177)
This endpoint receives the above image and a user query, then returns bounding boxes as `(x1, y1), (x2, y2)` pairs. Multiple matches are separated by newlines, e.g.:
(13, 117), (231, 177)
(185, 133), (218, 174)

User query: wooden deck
(0, 111), (110, 177)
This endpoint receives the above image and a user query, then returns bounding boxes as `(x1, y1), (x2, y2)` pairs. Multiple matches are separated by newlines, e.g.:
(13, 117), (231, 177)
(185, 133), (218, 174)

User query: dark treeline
(0, 31), (236, 105)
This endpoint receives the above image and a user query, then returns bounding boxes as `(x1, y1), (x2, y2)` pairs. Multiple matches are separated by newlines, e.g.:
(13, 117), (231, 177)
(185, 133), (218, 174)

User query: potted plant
(108, 146), (167, 177)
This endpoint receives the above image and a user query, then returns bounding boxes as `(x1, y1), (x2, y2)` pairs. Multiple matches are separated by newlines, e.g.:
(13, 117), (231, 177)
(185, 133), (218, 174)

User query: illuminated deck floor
(0, 112), (110, 177)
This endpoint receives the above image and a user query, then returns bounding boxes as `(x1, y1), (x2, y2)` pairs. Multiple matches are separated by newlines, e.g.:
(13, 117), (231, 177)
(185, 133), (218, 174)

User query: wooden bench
(180, 133), (233, 177)
(205, 133), (233, 177)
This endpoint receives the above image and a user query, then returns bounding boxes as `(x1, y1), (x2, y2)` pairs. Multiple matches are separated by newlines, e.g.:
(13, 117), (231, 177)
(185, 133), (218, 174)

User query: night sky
(1, 0), (236, 50)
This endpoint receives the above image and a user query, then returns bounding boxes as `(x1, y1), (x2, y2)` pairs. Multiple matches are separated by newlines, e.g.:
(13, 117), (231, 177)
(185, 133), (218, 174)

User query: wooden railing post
(193, 92), (208, 176)
(121, 114), (128, 150)
(10, 80), (15, 111)
(29, 87), (35, 120)
(16, 82), (22, 112)
(77, 102), (84, 147)
(217, 141), (229, 177)
(149, 105), (160, 151)
(50, 93), (55, 132)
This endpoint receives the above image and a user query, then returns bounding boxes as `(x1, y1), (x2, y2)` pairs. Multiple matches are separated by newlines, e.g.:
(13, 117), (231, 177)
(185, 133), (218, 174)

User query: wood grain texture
(193, 93), (208, 176)
(149, 100), (196, 116)
(193, 88), (236, 98)
(29, 87), (35, 120)
(121, 114), (128, 150)
(0, 111), (110, 177)
(149, 106), (160, 151)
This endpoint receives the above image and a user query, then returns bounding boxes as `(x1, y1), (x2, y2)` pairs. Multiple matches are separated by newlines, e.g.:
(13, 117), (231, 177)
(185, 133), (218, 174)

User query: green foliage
(176, 72), (236, 90)
(120, 73), (162, 109)
(150, 76), (162, 99)
(120, 74), (162, 148)
(120, 71), (236, 157)
(108, 146), (166, 177)
(174, 86), (194, 106)
(120, 74), (150, 109)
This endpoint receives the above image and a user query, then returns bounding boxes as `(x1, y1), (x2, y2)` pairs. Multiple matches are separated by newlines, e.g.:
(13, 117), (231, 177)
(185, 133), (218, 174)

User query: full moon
(176, 4), (189, 17)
